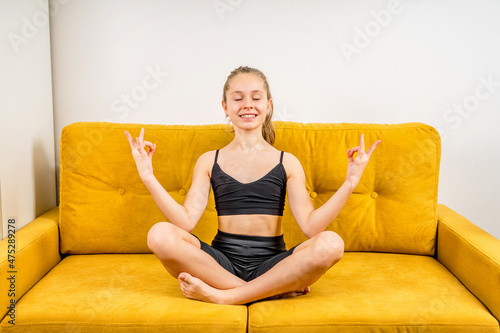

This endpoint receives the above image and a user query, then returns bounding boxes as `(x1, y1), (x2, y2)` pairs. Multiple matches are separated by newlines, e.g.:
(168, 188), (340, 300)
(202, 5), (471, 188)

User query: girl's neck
(227, 126), (269, 153)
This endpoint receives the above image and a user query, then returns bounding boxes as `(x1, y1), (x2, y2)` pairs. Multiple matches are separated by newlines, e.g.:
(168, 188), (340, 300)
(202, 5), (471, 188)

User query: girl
(125, 66), (380, 305)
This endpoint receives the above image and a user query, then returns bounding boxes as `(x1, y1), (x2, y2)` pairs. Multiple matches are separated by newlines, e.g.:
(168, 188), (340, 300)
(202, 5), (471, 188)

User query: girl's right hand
(124, 127), (156, 181)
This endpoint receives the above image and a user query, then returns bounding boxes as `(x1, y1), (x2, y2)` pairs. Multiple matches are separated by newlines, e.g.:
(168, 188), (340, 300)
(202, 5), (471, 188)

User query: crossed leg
(178, 230), (344, 304)
(147, 222), (246, 290)
(148, 222), (344, 305)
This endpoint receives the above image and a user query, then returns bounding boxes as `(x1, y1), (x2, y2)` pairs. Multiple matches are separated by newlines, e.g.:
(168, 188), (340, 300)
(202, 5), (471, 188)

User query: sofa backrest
(59, 121), (440, 255)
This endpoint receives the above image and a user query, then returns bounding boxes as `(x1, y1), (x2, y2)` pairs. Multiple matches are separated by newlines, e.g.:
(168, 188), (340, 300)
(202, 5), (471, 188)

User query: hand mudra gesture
(345, 134), (381, 187)
(124, 127), (157, 180)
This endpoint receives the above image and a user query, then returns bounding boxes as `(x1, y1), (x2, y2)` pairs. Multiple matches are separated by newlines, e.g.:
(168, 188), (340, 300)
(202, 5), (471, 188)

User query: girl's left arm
(287, 135), (380, 238)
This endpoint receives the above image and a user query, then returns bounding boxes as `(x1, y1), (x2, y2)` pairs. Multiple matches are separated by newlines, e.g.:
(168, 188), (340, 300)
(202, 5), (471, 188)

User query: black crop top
(210, 149), (287, 216)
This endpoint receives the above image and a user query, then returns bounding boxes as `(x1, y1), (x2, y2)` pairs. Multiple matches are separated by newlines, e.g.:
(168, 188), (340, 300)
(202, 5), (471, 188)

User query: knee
(147, 222), (179, 258)
(311, 231), (344, 269)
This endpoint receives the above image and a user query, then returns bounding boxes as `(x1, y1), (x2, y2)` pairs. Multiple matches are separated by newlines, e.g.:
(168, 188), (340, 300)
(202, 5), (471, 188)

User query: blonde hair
(222, 66), (276, 145)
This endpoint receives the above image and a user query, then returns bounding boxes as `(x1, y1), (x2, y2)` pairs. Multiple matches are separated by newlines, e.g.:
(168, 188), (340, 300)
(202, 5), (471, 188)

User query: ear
(221, 100), (227, 113)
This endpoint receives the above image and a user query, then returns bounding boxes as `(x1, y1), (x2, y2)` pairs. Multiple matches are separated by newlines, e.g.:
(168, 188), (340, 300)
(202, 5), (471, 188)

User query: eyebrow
(230, 90), (264, 94)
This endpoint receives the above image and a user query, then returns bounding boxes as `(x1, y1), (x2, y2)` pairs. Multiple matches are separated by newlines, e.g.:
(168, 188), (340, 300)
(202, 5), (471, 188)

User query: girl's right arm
(125, 128), (211, 232)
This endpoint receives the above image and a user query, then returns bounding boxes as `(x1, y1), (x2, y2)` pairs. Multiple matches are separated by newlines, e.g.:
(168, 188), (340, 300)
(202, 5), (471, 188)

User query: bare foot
(178, 272), (311, 305)
(178, 272), (226, 304)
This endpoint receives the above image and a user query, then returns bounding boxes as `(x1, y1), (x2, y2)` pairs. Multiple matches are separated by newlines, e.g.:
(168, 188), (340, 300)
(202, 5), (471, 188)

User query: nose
(243, 97), (254, 110)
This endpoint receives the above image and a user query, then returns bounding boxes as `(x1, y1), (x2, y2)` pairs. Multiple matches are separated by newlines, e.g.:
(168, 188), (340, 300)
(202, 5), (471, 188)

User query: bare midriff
(217, 215), (283, 237)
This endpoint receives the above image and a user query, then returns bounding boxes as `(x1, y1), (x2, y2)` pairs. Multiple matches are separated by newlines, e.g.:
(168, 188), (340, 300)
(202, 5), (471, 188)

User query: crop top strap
(280, 151), (284, 164)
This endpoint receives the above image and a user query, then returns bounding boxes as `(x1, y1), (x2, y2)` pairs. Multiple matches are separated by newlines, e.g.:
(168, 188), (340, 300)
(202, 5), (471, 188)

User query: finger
(348, 147), (360, 157)
(347, 146), (360, 159)
(124, 131), (136, 148)
(143, 140), (155, 148)
(139, 127), (145, 141)
(136, 128), (145, 149)
(366, 140), (381, 157)
(136, 137), (144, 150)
(347, 149), (357, 161)
(359, 134), (365, 153)
(143, 140), (156, 154)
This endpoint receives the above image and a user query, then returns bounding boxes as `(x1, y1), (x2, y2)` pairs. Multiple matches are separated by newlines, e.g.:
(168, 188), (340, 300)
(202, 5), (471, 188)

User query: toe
(178, 272), (192, 283)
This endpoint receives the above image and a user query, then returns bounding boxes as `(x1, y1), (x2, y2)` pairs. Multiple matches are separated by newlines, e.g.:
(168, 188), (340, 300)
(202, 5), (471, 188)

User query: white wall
(49, 0), (500, 239)
(0, 0), (57, 239)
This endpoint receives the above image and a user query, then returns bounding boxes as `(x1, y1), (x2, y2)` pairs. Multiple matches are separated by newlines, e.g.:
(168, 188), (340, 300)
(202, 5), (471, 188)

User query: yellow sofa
(1, 121), (499, 332)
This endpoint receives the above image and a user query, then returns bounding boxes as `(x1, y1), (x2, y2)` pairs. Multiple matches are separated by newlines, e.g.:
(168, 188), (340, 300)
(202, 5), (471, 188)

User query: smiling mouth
(240, 114), (257, 118)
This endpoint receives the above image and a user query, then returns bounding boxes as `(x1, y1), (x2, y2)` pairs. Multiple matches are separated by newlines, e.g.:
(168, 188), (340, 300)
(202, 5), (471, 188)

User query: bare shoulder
(197, 150), (217, 162)
(196, 150), (216, 166)
(194, 150), (217, 177)
(281, 151), (304, 179)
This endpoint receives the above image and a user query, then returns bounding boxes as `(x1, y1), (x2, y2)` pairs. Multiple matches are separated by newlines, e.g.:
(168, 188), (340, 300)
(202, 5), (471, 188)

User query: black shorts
(192, 230), (300, 282)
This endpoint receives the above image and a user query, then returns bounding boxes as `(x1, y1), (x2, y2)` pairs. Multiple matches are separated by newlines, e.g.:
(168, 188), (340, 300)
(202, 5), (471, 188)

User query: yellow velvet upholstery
(437, 204), (500, 321)
(59, 122), (439, 255)
(0, 207), (60, 321)
(0, 254), (247, 332)
(2, 252), (497, 332)
(1, 121), (499, 332)
(248, 253), (499, 332)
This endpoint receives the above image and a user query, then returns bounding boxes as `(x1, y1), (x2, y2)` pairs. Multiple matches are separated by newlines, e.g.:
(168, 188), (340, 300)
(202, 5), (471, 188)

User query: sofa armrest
(436, 203), (500, 321)
(0, 206), (61, 321)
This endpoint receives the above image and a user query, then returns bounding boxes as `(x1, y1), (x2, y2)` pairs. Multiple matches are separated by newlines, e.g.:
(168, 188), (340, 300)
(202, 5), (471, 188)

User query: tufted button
(179, 189), (186, 196)
(370, 191), (378, 199)
(310, 191), (317, 199)
(118, 188), (125, 195)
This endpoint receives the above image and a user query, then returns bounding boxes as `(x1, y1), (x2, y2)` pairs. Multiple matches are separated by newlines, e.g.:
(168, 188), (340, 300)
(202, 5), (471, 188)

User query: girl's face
(222, 73), (272, 128)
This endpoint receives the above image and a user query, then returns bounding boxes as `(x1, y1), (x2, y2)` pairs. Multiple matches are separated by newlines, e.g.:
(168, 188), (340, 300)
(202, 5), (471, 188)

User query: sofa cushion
(248, 252), (499, 332)
(276, 122), (440, 256)
(59, 122), (231, 254)
(0, 254), (247, 333)
(59, 122), (440, 255)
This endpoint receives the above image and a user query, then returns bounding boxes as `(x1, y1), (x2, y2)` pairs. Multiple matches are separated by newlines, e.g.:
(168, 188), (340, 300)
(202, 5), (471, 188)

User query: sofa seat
(3, 252), (497, 333)
(248, 252), (499, 333)
(0, 254), (247, 333)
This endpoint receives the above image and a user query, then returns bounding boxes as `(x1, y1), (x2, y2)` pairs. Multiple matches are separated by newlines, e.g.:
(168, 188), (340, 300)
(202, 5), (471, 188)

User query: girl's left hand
(346, 134), (381, 189)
